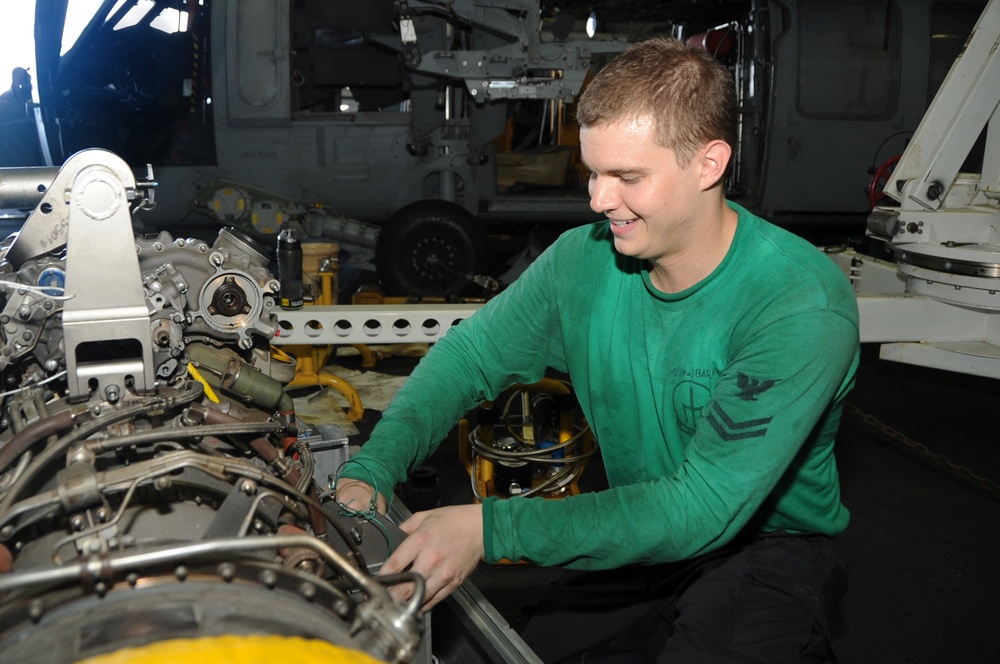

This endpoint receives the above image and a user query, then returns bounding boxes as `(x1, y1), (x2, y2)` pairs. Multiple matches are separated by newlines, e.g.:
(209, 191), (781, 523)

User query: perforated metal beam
(271, 304), (484, 345)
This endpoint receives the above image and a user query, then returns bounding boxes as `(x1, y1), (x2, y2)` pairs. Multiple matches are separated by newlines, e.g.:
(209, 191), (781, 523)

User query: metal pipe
(0, 390), (201, 520)
(0, 167), (59, 210)
(0, 534), (419, 621)
(202, 407), (328, 538)
(83, 422), (282, 453)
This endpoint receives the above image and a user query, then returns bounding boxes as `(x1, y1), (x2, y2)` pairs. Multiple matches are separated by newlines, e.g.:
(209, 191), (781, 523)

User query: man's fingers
(378, 504), (484, 611)
(382, 549), (468, 612)
(387, 579), (416, 604)
(415, 568), (468, 613)
(381, 534), (413, 572)
(396, 512), (426, 535)
(385, 567), (456, 613)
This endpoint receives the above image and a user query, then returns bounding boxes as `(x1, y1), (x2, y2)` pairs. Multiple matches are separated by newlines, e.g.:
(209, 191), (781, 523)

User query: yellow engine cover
(76, 634), (384, 664)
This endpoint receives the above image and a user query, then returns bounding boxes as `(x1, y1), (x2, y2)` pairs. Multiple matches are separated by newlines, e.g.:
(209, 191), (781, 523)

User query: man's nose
(589, 176), (617, 214)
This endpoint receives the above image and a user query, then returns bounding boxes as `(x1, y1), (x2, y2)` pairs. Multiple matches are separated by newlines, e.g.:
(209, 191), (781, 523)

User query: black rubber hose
(0, 410), (75, 473)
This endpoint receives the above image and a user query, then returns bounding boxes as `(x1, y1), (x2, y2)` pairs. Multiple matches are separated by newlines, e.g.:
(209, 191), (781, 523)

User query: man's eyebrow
(584, 164), (648, 176)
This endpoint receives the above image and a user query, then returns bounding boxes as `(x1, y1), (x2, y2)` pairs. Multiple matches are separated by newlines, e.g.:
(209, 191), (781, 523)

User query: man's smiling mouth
(610, 218), (637, 227)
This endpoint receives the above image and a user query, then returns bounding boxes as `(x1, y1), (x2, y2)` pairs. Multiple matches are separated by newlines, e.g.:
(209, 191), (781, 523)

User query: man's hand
(380, 504), (484, 612)
(334, 477), (387, 514)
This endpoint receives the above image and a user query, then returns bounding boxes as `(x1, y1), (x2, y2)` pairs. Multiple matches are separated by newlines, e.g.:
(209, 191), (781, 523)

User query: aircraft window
(111, 1), (188, 34)
(148, 8), (188, 33)
(60, 1), (188, 57)
(109, 0), (153, 30)
(796, 0), (901, 120)
(61, 0), (107, 55)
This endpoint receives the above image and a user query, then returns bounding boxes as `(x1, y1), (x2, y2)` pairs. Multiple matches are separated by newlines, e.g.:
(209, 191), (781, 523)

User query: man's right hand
(334, 477), (387, 515)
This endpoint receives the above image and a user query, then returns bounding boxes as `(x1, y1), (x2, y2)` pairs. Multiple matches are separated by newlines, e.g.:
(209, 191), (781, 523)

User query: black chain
(845, 402), (1000, 501)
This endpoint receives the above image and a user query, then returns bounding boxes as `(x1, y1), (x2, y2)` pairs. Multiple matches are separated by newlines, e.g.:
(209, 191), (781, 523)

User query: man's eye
(620, 176), (638, 184)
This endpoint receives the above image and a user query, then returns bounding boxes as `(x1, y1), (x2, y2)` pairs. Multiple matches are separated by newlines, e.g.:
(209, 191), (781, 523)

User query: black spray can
(277, 226), (304, 309)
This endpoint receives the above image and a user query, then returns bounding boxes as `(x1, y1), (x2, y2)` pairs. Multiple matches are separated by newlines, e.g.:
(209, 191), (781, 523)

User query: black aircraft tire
(375, 202), (487, 297)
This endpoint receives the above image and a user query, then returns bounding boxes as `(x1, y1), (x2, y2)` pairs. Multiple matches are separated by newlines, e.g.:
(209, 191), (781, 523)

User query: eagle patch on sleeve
(736, 372), (779, 401)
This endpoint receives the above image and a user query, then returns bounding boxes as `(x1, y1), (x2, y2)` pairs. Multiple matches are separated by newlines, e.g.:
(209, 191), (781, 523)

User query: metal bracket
(60, 151), (156, 402)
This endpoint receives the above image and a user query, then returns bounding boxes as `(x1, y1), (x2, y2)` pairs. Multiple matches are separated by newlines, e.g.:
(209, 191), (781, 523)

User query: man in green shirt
(336, 37), (859, 662)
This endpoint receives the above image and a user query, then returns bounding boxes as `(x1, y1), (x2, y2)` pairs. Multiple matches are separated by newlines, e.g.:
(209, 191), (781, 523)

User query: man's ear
(699, 140), (732, 190)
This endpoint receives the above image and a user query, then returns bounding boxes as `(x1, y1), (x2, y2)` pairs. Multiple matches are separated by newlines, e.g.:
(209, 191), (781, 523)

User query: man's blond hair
(576, 37), (738, 167)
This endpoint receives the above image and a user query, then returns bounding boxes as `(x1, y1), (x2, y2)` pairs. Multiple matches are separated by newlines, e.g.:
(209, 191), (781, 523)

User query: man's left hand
(379, 503), (485, 612)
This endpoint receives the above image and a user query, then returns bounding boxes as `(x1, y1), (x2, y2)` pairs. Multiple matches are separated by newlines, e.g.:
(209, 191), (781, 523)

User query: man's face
(581, 115), (703, 262)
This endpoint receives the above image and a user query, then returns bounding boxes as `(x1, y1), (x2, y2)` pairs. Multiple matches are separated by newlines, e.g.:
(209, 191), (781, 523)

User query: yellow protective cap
(75, 634), (386, 664)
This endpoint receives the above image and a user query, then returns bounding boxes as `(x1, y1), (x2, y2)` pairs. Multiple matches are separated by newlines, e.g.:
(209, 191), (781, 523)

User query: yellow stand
(282, 345), (365, 421)
(280, 243), (365, 421)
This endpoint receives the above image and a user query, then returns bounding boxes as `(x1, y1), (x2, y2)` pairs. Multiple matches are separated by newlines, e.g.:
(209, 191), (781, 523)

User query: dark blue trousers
(520, 532), (847, 663)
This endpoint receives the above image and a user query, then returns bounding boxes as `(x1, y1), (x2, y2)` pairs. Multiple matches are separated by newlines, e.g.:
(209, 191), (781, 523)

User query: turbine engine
(0, 150), (422, 663)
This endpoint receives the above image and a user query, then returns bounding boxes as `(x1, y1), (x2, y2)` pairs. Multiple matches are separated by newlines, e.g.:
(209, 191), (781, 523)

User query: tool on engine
(459, 378), (597, 502)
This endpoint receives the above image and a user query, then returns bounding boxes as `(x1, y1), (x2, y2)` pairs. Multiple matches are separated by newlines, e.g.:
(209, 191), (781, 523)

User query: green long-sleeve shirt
(341, 202), (860, 569)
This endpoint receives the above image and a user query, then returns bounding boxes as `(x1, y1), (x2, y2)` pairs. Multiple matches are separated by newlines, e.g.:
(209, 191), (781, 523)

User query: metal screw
(28, 600), (44, 622)
(218, 562), (236, 582)
(296, 559), (318, 574)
